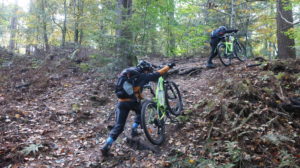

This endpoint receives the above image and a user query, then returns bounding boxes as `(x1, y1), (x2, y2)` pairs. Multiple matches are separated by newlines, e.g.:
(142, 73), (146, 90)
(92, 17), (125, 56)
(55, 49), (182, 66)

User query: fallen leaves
(1, 57), (300, 167)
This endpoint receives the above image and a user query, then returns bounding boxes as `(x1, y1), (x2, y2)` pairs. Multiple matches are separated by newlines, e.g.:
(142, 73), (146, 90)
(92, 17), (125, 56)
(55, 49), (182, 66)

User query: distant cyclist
(207, 26), (238, 68)
(101, 60), (175, 157)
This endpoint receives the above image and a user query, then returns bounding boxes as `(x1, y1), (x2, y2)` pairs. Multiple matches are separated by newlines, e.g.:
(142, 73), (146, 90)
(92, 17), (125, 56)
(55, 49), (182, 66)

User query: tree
(276, 0), (296, 59)
(230, 0), (236, 28)
(40, 0), (50, 52)
(166, 0), (176, 57)
(9, 0), (18, 51)
(62, 0), (67, 47)
(72, 0), (84, 45)
(115, 0), (137, 68)
(50, 0), (68, 47)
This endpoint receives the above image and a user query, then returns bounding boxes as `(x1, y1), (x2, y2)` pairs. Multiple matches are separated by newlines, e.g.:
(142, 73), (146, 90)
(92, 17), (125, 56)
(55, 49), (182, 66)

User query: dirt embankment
(0, 49), (299, 167)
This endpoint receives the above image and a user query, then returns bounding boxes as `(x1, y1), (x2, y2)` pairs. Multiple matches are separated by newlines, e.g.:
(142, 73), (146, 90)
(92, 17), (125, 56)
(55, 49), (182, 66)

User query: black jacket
(211, 28), (238, 39)
(118, 66), (170, 102)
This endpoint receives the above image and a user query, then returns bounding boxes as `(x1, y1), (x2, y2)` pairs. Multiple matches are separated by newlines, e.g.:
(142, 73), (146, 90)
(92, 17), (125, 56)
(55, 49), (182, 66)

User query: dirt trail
(1, 55), (299, 168)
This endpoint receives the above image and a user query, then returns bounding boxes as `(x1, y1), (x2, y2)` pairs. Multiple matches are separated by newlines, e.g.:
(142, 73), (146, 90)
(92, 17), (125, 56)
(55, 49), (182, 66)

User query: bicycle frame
(141, 65), (183, 145)
(224, 36), (234, 54)
(154, 76), (168, 120)
(215, 35), (235, 55)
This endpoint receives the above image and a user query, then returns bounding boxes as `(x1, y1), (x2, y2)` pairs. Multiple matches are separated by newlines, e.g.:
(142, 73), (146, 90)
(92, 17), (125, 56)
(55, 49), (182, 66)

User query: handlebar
(151, 63), (175, 70)
(223, 32), (237, 37)
(150, 63), (165, 70)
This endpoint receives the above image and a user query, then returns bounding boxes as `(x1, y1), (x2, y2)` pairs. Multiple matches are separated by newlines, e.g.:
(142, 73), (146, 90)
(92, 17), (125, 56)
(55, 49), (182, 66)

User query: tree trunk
(25, 45), (31, 55)
(73, 0), (84, 46)
(73, 0), (79, 44)
(115, 0), (137, 68)
(41, 0), (49, 52)
(79, 29), (84, 45)
(61, 0), (67, 47)
(79, 0), (84, 45)
(167, 0), (176, 57)
(151, 34), (157, 54)
(276, 0), (296, 59)
(230, 0), (236, 28)
(9, 0), (18, 51)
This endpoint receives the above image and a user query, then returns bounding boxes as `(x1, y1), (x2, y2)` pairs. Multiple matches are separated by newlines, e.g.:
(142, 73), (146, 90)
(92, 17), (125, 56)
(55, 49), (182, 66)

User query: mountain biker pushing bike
(101, 60), (175, 157)
(207, 26), (238, 68)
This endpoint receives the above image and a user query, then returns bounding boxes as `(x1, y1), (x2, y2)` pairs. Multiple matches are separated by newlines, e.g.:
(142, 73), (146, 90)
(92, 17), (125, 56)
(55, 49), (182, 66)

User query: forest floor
(0, 48), (300, 168)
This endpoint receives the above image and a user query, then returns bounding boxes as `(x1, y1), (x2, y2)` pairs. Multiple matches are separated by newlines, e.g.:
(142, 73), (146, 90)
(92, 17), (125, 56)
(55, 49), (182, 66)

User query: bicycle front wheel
(165, 81), (183, 116)
(141, 100), (165, 145)
(234, 41), (247, 62)
(218, 43), (232, 66)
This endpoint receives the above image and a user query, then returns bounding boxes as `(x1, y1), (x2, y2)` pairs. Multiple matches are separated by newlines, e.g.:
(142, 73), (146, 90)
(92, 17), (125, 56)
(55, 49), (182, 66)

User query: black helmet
(137, 60), (153, 72)
(219, 26), (227, 31)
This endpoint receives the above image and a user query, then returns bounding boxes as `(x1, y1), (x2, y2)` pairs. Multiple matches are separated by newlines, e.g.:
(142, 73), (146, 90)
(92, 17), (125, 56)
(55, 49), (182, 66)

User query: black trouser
(109, 101), (141, 140)
(208, 38), (221, 64)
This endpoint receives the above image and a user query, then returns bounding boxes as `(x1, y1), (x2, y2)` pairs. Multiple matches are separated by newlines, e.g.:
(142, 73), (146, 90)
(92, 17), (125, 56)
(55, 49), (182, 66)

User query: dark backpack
(211, 29), (221, 38)
(115, 68), (140, 99)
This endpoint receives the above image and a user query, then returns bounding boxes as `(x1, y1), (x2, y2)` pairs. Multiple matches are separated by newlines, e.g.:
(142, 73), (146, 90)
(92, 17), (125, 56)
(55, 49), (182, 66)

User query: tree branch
(51, 14), (63, 31)
(278, 10), (300, 26)
(209, 8), (231, 16)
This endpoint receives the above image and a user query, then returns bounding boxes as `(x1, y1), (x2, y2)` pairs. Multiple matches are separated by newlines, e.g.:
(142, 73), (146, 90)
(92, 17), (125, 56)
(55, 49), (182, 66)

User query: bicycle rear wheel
(234, 41), (247, 62)
(141, 100), (165, 145)
(218, 43), (232, 66)
(165, 81), (183, 116)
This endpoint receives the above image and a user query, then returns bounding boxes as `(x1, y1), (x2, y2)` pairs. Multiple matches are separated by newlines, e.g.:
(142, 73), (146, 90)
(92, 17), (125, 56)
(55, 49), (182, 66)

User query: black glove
(168, 63), (176, 68)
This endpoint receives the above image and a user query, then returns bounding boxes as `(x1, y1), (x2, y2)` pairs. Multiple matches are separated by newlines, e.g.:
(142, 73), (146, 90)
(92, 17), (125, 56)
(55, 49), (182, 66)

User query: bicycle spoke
(218, 44), (232, 66)
(234, 41), (247, 62)
(165, 82), (183, 116)
(141, 100), (165, 145)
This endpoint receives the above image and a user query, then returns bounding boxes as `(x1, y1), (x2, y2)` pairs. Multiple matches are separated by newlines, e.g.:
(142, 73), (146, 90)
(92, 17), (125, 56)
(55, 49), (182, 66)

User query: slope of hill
(0, 50), (299, 167)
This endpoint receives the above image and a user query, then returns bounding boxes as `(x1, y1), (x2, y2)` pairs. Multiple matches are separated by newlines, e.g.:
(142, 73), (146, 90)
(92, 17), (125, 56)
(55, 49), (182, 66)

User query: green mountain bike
(141, 69), (183, 145)
(217, 32), (247, 66)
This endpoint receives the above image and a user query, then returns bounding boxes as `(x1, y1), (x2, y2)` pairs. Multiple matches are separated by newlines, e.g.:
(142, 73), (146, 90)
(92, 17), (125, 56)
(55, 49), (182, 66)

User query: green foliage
(193, 99), (208, 110)
(176, 115), (190, 123)
(275, 72), (287, 80)
(1, 0), (299, 60)
(225, 141), (242, 163)
(0, 58), (5, 65)
(89, 53), (114, 67)
(168, 156), (236, 168)
(204, 100), (217, 113)
(258, 71), (275, 81)
(31, 58), (42, 69)
(79, 63), (90, 72)
(196, 158), (235, 168)
(279, 150), (300, 168)
(21, 144), (43, 156)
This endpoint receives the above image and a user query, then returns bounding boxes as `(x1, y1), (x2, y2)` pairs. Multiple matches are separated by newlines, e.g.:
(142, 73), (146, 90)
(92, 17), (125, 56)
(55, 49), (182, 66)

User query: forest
(0, 0), (300, 167)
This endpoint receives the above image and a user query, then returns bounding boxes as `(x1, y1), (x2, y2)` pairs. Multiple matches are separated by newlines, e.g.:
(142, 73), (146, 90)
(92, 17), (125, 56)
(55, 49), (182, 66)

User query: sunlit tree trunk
(41, 0), (49, 52)
(9, 0), (18, 51)
(73, 0), (84, 45)
(276, 0), (296, 59)
(62, 0), (67, 47)
(167, 0), (176, 57)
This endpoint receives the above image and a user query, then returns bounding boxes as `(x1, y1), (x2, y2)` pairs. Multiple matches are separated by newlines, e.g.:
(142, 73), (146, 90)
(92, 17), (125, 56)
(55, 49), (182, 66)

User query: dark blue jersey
(211, 28), (237, 39)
